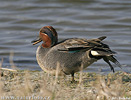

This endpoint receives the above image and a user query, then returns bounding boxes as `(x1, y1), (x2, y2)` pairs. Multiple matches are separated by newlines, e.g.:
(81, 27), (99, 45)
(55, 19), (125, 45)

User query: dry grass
(0, 69), (130, 100)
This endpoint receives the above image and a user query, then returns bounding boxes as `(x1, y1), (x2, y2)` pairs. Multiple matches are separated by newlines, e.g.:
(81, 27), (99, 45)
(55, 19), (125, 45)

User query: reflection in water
(0, 0), (131, 73)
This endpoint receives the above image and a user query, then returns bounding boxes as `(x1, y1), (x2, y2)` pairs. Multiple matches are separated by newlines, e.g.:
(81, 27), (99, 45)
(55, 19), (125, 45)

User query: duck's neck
(42, 41), (58, 48)
(42, 43), (51, 48)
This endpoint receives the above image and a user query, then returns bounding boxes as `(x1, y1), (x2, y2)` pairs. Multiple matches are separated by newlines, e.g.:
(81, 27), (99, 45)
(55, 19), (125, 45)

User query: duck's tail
(90, 36), (121, 72)
(91, 50), (121, 72)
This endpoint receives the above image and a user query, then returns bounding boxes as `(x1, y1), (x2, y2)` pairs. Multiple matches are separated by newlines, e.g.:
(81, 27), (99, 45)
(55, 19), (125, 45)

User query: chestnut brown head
(31, 26), (58, 48)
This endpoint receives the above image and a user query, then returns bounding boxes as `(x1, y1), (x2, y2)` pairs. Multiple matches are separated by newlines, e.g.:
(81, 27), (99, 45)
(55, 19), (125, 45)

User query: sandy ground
(0, 69), (130, 100)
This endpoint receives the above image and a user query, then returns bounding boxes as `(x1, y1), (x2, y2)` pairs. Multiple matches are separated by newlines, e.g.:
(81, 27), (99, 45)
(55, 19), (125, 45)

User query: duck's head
(31, 26), (58, 48)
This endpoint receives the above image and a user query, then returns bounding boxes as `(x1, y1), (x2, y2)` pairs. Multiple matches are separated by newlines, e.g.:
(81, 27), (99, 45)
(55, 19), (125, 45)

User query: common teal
(32, 26), (121, 81)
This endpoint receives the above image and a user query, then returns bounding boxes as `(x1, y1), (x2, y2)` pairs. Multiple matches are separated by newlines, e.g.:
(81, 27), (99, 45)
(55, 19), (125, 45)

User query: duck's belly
(36, 46), (97, 75)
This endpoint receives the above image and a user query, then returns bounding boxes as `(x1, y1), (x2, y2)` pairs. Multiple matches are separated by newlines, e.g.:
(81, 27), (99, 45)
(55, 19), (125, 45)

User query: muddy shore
(0, 69), (130, 100)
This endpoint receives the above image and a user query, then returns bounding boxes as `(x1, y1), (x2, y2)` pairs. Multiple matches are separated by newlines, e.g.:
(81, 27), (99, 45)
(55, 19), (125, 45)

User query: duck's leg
(103, 57), (115, 73)
(71, 72), (75, 82)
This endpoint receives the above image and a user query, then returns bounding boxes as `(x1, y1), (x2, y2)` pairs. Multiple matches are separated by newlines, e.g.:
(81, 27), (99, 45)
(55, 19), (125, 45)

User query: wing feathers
(98, 36), (107, 41)
(58, 36), (107, 52)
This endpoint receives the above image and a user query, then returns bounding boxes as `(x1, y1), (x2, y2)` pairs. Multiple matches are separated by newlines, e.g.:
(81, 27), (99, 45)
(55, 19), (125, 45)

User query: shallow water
(0, 0), (131, 74)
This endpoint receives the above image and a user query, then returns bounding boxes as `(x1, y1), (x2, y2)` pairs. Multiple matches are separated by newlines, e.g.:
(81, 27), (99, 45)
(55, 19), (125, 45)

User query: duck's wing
(58, 36), (107, 53)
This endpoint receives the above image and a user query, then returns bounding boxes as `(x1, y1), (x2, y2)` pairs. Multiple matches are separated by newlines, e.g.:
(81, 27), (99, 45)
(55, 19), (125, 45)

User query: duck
(31, 26), (121, 82)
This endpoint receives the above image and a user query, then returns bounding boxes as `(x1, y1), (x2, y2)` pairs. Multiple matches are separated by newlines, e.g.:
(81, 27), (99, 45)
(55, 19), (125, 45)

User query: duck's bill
(31, 38), (42, 45)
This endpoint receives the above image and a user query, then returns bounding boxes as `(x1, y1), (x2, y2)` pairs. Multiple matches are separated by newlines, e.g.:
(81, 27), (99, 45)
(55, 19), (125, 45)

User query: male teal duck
(32, 26), (121, 81)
